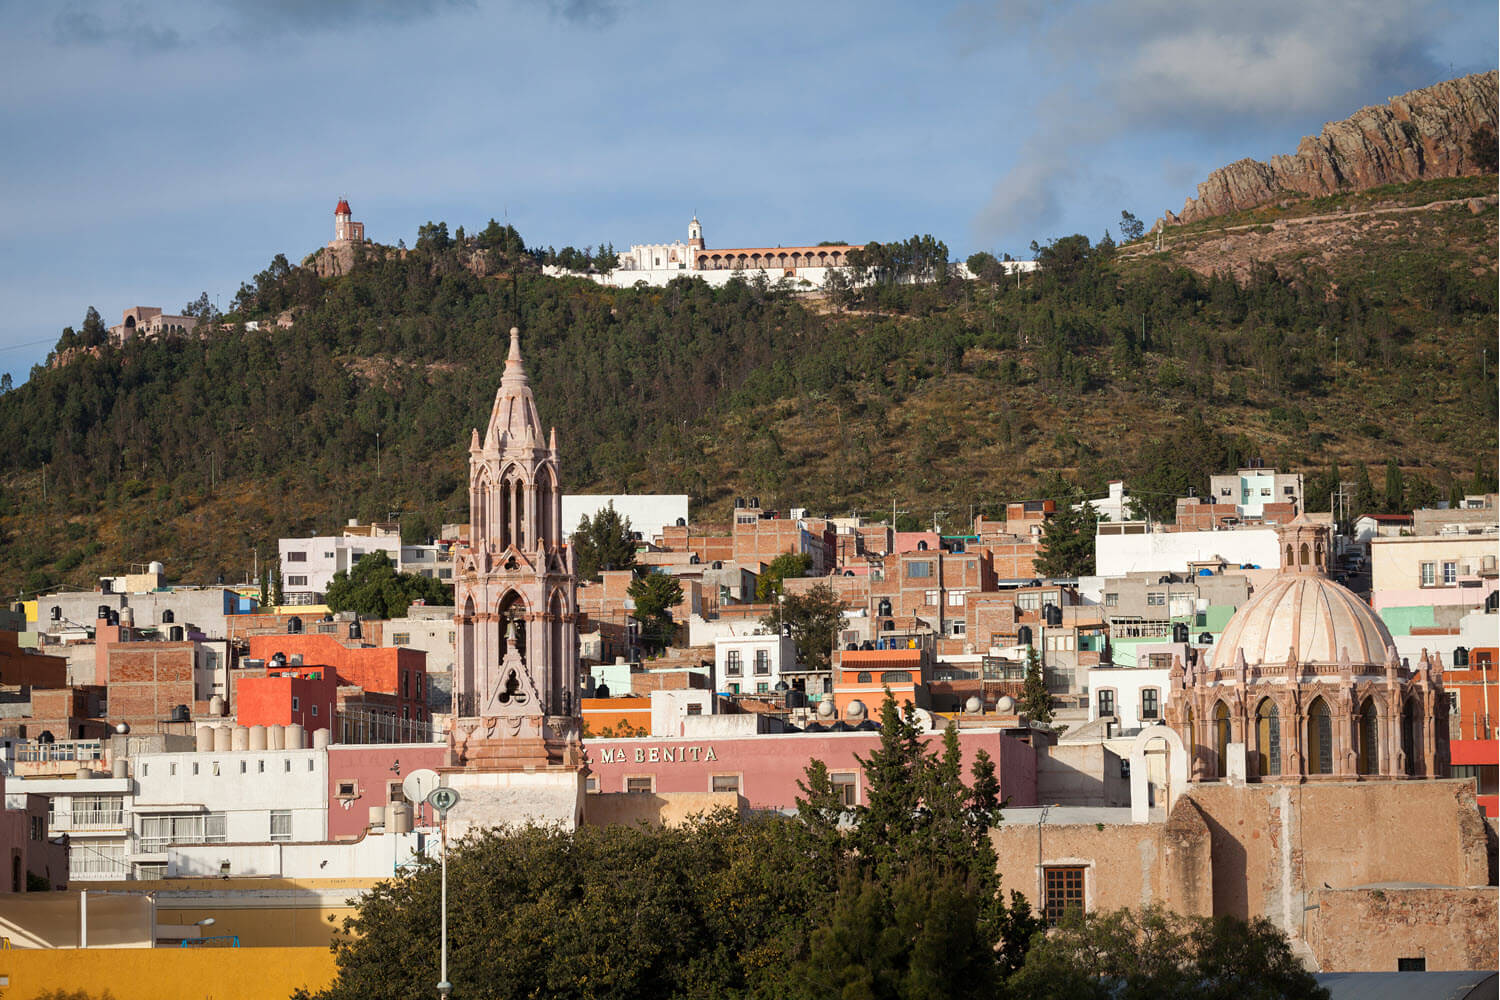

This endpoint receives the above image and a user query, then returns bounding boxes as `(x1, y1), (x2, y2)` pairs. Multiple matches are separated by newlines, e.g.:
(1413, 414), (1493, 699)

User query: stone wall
(1307, 885), (1498, 972)
(989, 796), (1212, 917)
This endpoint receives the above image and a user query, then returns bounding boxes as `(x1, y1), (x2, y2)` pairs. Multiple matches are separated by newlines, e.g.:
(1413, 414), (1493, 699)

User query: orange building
(1448, 644), (1499, 816)
(581, 696), (652, 738)
(246, 634), (428, 725)
(236, 665), (337, 732)
(833, 648), (928, 719)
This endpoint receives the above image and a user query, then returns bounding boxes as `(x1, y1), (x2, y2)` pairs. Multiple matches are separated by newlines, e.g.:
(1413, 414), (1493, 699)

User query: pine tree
(1020, 647), (1053, 724)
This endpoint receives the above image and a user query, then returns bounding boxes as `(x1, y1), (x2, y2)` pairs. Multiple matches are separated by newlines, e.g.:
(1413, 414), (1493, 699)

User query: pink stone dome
(1211, 573), (1395, 670)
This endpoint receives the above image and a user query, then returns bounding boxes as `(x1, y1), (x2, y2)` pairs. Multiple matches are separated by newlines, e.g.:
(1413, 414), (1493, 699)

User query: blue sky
(0, 0), (1494, 383)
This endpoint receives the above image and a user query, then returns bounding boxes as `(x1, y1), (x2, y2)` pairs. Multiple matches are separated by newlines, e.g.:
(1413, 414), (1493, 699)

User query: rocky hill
(1160, 71), (1497, 227)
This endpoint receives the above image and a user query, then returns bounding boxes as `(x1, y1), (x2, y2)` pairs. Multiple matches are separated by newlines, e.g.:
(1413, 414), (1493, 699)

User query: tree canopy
(1034, 493), (1098, 578)
(627, 571), (683, 652)
(755, 551), (811, 601)
(571, 502), (637, 582)
(323, 551), (450, 619)
(762, 581), (845, 674)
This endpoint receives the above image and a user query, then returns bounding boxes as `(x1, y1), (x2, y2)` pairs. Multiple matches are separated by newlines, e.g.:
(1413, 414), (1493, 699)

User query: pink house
(581, 728), (1038, 810)
(326, 743), (449, 840)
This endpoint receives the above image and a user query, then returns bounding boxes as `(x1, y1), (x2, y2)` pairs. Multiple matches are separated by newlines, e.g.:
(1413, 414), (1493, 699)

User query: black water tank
(287, 616), (302, 634)
(97, 605), (110, 621)
(734, 497), (746, 509)
(751, 497), (760, 508)
(1172, 623), (1189, 643)
(169, 704), (189, 723)
(843, 570), (854, 577)
(1453, 646), (1470, 667)
(1043, 604), (1063, 626)
(675, 517), (687, 527)
(169, 626), (184, 642)
(877, 598), (892, 617)
(106, 610), (119, 626)
(595, 683), (610, 698)
(845, 643), (858, 651)
(917, 540), (928, 551)
(786, 690), (807, 710)
(1199, 632), (1214, 645)
(51, 606), (61, 621)
(1017, 625), (1033, 647)
(161, 609), (175, 623)
(348, 619), (362, 639)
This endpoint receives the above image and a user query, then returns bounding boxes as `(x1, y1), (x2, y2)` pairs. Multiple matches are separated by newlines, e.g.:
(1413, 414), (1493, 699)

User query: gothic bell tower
(450, 327), (581, 770)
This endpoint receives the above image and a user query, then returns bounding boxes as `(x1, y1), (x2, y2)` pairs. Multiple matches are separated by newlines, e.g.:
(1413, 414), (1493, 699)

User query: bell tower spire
(451, 324), (579, 772)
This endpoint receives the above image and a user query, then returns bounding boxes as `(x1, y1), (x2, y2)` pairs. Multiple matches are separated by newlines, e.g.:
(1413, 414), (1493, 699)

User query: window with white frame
(924, 590), (939, 606)
(1442, 562), (1457, 585)
(1421, 562), (1435, 586)
(726, 650), (742, 676)
(270, 810), (293, 842)
(948, 591), (966, 607)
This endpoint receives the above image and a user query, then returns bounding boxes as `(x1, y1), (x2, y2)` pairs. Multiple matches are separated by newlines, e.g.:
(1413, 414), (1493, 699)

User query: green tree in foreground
(571, 501), (638, 582)
(324, 551), (450, 619)
(1010, 904), (1328, 1000)
(627, 571), (683, 652)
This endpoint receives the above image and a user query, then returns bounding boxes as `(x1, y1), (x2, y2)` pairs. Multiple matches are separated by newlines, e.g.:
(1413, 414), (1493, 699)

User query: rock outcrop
(1162, 71), (1497, 227)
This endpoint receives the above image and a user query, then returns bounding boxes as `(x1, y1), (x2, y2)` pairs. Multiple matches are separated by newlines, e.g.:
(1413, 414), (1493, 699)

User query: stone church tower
(450, 327), (581, 771)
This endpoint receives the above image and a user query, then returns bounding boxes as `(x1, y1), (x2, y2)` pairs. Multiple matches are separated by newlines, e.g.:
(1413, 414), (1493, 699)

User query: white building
(132, 748), (329, 874)
(1207, 468), (1303, 518)
(1075, 481), (1133, 523)
(1095, 523), (1279, 578)
(278, 522), (403, 605)
(561, 494), (691, 545)
(714, 632), (797, 697)
(14, 771), (133, 881)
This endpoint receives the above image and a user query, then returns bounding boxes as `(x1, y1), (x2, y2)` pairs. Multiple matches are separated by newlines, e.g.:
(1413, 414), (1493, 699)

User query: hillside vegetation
(0, 176), (1494, 596)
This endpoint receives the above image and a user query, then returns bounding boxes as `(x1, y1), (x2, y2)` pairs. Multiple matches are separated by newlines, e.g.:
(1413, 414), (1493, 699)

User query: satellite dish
(401, 768), (442, 809)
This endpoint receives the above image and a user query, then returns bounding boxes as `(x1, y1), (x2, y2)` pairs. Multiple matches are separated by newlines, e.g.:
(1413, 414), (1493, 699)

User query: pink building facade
(581, 729), (1038, 811)
(326, 743), (450, 840)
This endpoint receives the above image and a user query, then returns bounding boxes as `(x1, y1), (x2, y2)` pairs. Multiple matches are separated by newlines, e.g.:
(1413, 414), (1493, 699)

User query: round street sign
(427, 786), (460, 814)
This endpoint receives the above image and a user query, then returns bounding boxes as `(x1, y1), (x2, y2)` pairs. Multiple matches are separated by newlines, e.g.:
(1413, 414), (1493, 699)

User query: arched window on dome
(1307, 698), (1333, 775)
(1285, 545), (1294, 567)
(1401, 697), (1423, 776)
(1213, 701), (1231, 778)
(1256, 699), (1281, 778)
(1357, 698), (1380, 776)
(1299, 543), (1310, 567)
(1185, 704), (1195, 756)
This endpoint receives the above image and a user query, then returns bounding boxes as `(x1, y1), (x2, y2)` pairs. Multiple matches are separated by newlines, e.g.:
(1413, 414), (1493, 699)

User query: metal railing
(181, 935), (241, 948)
(68, 808), (125, 829)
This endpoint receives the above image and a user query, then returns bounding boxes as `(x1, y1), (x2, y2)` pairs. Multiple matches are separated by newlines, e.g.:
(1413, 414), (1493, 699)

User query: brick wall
(104, 643), (195, 724)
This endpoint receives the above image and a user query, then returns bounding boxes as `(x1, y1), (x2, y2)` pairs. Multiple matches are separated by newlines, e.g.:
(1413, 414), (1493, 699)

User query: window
(686, 703), (703, 716)
(257, 760), (265, 773)
(728, 683), (740, 694)
(924, 590), (939, 606)
(830, 772), (857, 807)
(1398, 958), (1426, 972)
(139, 812), (227, 851)
(626, 777), (653, 793)
(311, 704), (318, 717)
(337, 782), (357, 797)
(584, 776), (598, 793)
(191, 762), (199, 775)
(907, 561), (932, 579)
(950, 621), (966, 636)
(1146, 593), (1166, 607)
(286, 551), (307, 562)
(882, 671), (912, 683)
(711, 774), (740, 793)
(1148, 653), (1174, 671)
(1043, 866), (1085, 924)
(1097, 689), (1115, 717)
(726, 651), (742, 676)
(292, 696), (300, 711)
(856, 671), (872, 683)
(1220, 488), (1232, 497)
(1016, 593), (1041, 611)
(286, 576), (308, 587)
(754, 650), (770, 675)
(1104, 593), (1119, 607)
(1140, 688), (1159, 719)
(1257, 699), (1281, 777)
(1283, 485), (1295, 495)
(392, 632), (411, 646)
(1421, 562), (1435, 586)
(756, 682), (769, 694)
(1259, 487), (1271, 497)
(270, 810), (292, 843)
(948, 591), (966, 607)
(1308, 699), (1333, 775)
(323, 552), (335, 559)
(1442, 562), (1457, 585)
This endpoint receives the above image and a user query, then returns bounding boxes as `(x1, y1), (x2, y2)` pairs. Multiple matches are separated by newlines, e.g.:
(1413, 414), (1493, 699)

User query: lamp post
(428, 786), (460, 998)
